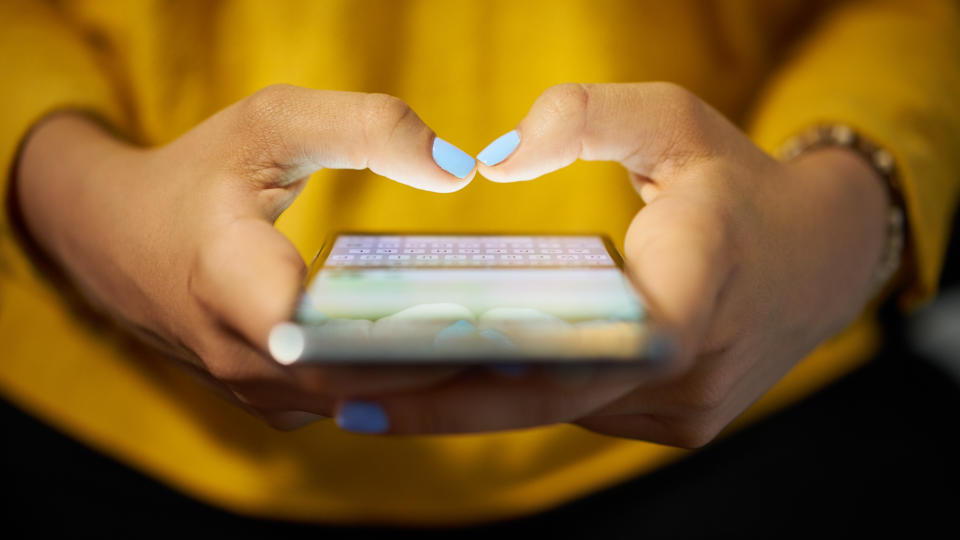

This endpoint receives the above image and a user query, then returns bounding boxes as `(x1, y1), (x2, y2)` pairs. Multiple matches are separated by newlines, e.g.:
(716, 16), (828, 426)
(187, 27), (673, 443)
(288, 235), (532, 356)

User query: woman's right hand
(14, 85), (476, 428)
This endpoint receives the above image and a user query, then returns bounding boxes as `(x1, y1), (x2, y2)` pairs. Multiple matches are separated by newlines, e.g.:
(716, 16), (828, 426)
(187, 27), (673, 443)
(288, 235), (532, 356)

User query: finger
(260, 411), (328, 431)
(622, 191), (733, 371)
(479, 83), (733, 370)
(573, 414), (677, 444)
(185, 334), (451, 432)
(198, 327), (463, 417)
(215, 371), (328, 431)
(333, 366), (648, 435)
(189, 348), (328, 431)
(293, 364), (467, 400)
(190, 218), (305, 351)
(191, 330), (335, 416)
(219, 85), (474, 206)
(192, 223), (469, 397)
(576, 409), (729, 449)
(478, 82), (726, 184)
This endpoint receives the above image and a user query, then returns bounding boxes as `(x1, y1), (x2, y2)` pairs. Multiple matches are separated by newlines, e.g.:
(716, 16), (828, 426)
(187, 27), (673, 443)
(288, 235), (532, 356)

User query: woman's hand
(15, 84), (477, 429)
(333, 83), (890, 447)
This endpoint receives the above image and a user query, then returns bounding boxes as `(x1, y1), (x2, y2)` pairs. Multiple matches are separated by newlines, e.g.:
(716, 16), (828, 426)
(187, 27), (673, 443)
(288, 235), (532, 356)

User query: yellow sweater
(1, 0), (958, 526)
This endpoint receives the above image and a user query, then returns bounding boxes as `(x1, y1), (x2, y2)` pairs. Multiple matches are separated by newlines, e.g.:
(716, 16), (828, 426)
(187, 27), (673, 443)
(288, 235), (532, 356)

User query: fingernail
(490, 363), (529, 378)
(432, 137), (476, 179)
(269, 322), (305, 366)
(477, 130), (520, 166)
(336, 401), (389, 434)
(434, 319), (476, 346)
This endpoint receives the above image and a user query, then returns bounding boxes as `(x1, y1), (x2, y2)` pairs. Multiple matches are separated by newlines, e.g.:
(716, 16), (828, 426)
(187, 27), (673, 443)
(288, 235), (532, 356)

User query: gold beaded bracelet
(778, 124), (906, 298)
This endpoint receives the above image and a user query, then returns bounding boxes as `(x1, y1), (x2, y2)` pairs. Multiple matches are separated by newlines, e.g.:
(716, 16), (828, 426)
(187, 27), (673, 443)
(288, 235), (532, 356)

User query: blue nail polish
(477, 130), (520, 166)
(432, 137), (476, 179)
(336, 401), (389, 434)
(434, 319), (476, 345)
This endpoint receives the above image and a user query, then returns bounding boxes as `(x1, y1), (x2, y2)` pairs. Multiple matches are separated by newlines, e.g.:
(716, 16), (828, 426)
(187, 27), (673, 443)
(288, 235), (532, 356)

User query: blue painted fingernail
(434, 319), (476, 346)
(336, 401), (389, 434)
(432, 137), (476, 179)
(477, 130), (520, 166)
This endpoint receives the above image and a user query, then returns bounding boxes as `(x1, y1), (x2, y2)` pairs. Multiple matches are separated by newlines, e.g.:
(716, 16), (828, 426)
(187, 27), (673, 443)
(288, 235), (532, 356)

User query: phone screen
(270, 234), (654, 364)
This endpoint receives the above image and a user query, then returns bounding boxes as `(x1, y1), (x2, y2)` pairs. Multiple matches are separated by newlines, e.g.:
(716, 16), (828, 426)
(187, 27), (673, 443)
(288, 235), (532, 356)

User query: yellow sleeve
(747, 0), (960, 309)
(0, 0), (124, 275)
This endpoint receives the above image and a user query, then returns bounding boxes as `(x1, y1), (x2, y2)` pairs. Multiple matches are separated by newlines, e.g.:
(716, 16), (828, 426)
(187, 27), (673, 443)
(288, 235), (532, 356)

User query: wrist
(782, 147), (891, 317)
(15, 113), (140, 266)
(778, 125), (906, 301)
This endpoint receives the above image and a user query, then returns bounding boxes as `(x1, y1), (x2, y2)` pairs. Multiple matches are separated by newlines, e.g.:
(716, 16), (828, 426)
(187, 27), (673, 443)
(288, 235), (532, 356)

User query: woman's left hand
(333, 83), (891, 447)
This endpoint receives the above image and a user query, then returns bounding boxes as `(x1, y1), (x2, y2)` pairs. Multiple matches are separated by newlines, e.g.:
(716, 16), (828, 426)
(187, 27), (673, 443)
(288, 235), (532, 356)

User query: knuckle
(645, 82), (716, 166)
(649, 81), (697, 106)
(648, 82), (705, 123)
(243, 84), (298, 124)
(231, 84), (305, 177)
(365, 93), (413, 126)
(363, 93), (415, 142)
(355, 93), (417, 170)
(537, 83), (589, 122)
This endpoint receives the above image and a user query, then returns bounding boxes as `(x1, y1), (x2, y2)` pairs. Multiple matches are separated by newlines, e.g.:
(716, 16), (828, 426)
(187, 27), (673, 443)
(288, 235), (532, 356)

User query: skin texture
(16, 86), (475, 429)
(15, 83), (889, 444)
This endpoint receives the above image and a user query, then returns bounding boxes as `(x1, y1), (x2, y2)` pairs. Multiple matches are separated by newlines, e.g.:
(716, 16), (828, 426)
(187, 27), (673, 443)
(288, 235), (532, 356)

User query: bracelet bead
(778, 124), (906, 298)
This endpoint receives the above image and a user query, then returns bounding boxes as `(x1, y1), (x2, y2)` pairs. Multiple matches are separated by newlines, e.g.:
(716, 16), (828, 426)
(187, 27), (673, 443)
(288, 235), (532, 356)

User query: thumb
(477, 82), (736, 368)
(190, 218), (305, 351)
(622, 189), (732, 370)
(476, 82), (726, 183)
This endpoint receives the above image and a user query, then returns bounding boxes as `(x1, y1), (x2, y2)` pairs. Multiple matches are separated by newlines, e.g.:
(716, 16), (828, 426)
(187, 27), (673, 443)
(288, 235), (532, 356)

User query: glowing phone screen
(274, 234), (651, 364)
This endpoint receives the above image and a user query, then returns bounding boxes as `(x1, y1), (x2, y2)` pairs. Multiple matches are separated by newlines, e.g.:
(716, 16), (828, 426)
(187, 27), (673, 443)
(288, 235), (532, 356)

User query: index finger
(332, 364), (651, 435)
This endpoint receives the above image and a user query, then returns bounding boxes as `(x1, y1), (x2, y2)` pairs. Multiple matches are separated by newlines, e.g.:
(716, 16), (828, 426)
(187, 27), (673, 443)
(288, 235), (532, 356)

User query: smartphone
(269, 233), (662, 365)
